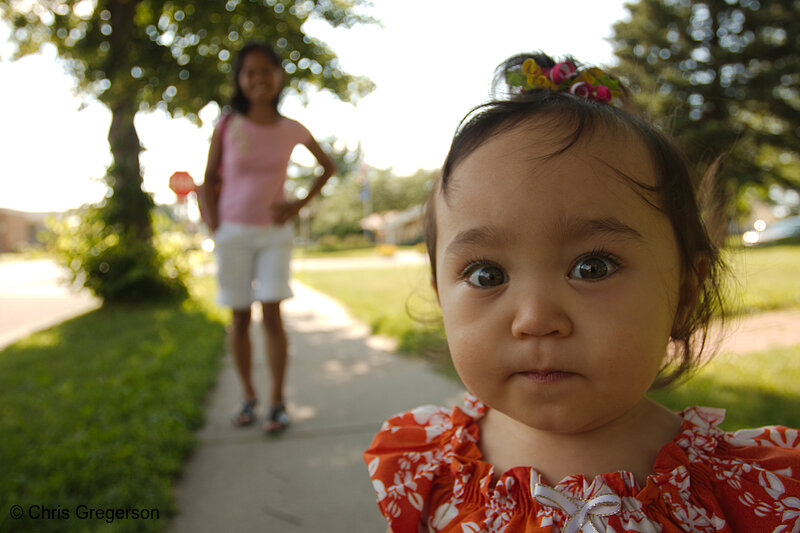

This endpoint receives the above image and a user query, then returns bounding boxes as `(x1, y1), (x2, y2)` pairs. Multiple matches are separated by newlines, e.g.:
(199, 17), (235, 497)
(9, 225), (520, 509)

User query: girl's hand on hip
(271, 200), (304, 225)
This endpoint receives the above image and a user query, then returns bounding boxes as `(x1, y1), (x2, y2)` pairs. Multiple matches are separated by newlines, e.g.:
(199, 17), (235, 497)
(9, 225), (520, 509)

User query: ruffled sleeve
(363, 404), (471, 531)
(645, 407), (800, 531)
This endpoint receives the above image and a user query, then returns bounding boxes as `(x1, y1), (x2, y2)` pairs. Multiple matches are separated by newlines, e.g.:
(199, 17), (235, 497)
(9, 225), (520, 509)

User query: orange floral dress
(364, 393), (800, 533)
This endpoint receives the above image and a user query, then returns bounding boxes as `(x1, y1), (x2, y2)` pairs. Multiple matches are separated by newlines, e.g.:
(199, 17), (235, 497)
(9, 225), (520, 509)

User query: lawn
(724, 245), (800, 313)
(293, 244), (800, 430)
(0, 278), (226, 533)
(649, 345), (800, 431)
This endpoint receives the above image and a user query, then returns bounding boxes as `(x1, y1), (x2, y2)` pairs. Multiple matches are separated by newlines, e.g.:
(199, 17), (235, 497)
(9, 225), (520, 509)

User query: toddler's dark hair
(230, 41), (284, 114)
(423, 52), (726, 387)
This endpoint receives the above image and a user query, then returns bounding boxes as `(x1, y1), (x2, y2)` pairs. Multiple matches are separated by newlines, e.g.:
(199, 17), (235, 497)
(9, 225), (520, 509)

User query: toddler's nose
(510, 289), (573, 339)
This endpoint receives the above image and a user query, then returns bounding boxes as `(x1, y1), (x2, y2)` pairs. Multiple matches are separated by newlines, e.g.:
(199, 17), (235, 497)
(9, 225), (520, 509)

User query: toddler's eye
(569, 255), (619, 280)
(464, 264), (507, 288)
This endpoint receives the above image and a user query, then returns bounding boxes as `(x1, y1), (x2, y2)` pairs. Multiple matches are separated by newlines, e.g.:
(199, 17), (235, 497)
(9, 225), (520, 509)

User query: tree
(307, 166), (436, 242)
(0, 0), (374, 300)
(611, 0), (800, 226)
(369, 168), (436, 214)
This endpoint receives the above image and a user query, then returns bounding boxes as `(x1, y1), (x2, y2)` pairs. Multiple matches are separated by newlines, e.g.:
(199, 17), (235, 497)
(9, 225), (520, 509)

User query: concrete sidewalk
(169, 281), (465, 533)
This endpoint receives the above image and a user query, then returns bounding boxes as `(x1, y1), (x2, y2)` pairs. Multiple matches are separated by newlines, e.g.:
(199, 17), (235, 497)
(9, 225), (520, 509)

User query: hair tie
(508, 58), (622, 105)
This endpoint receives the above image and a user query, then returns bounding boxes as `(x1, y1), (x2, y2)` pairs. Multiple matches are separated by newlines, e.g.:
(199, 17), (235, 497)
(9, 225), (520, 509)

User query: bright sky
(0, 0), (629, 213)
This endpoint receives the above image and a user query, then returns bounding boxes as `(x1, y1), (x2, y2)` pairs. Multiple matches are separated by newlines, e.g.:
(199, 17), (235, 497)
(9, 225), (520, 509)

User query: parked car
(742, 216), (800, 246)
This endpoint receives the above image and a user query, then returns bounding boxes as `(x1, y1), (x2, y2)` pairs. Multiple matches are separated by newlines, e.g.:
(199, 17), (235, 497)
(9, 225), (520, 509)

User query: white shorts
(214, 222), (294, 309)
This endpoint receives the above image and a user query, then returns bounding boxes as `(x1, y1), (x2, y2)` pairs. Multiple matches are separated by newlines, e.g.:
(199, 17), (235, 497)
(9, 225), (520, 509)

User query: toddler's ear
(671, 256), (708, 337)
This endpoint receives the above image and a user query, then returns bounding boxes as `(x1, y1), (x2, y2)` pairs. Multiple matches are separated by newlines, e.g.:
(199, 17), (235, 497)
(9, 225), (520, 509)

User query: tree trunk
(103, 0), (152, 240)
(106, 96), (153, 240)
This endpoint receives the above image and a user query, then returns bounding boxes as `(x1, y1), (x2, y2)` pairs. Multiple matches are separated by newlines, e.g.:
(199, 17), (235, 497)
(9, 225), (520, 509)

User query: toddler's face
(434, 122), (684, 435)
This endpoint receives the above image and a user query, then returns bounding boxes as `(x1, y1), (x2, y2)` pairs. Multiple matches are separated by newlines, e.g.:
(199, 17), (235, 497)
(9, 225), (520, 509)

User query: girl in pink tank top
(201, 41), (337, 433)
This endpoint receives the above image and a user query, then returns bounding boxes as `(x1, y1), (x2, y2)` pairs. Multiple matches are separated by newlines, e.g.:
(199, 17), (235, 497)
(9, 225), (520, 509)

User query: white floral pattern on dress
(364, 393), (800, 533)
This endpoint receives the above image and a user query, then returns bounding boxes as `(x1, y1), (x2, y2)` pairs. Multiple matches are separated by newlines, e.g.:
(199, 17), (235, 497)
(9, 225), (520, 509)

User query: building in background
(360, 204), (424, 245)
(0, 209), (51, 252)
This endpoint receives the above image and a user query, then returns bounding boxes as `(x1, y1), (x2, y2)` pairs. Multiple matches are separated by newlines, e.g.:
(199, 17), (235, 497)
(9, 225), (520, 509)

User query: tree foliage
(369, 168), (436, 214)
(0, 0), (375, 301)
(308, 167), (436, 241)
(611, 0), (800, 207)
(1, 0), (375, 117)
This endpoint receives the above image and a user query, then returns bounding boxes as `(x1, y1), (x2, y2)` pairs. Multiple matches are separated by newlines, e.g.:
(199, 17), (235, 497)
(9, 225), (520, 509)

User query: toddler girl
(364, 52), (800, 532)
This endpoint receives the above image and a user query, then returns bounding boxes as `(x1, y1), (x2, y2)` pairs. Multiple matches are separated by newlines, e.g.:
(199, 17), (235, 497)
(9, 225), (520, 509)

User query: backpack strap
(215, 112), (232, 180)
(198, 112), (233, 228)
(218, 112), (232, 141)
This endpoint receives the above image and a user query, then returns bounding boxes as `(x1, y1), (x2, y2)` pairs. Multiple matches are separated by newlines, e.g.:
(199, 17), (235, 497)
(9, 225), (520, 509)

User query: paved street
(0, 258), (99, 349)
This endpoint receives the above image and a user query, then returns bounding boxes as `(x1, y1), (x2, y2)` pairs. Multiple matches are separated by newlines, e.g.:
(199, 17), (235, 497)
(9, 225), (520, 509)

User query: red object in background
(169, 171), (196, 202)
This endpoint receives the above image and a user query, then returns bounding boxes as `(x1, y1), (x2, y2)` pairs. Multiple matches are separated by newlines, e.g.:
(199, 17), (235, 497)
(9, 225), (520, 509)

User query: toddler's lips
(519, 370), (575, 384)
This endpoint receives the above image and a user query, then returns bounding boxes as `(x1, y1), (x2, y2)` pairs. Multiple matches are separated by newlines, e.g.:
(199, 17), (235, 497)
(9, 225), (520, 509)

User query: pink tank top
(217, 114), (311, 226)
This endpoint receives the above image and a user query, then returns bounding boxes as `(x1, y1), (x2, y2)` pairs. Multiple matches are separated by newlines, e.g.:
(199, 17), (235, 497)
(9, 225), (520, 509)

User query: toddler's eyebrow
(560, 216), (644, 242)
(445, 225), (514, 257)
(445, 216), (643, 257)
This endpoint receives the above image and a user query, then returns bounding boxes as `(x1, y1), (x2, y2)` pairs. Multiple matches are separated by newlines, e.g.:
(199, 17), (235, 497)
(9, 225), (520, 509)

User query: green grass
(724, 244), (800, 314)
(650, 345), (800, 431)
(0, 278), (226, 533)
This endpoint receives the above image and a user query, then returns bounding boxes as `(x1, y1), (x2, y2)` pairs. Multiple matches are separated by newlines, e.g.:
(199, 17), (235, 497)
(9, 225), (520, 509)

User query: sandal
(264, 402), (290, 433)
(233, 399), (257, 426)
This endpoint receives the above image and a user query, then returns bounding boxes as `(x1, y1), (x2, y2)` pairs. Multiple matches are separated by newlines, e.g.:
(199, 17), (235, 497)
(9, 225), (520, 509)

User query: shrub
(45, 206), (188, 303)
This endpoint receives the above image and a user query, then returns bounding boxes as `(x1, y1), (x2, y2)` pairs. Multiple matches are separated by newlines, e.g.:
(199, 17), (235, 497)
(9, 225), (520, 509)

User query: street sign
(169, 171), (195, 202)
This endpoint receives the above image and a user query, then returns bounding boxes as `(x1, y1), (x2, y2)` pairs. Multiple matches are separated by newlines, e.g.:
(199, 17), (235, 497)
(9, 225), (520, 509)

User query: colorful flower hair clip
(506, 57), (622, 105)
